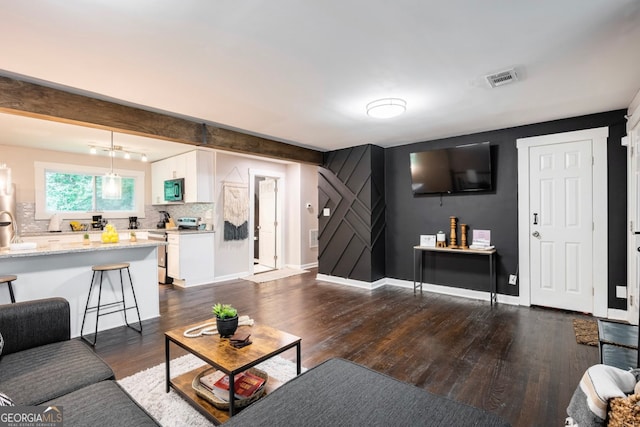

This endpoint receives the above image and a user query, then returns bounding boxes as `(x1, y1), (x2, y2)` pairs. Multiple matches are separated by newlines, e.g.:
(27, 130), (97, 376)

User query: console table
(413, 246), (497, 304)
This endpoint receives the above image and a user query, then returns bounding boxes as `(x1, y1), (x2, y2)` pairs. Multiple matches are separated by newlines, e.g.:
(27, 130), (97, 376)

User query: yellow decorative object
(101, 224), (119, 243)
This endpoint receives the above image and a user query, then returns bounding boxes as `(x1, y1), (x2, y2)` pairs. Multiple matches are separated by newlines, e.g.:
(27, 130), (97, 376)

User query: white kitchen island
(0, 239), (163, 338)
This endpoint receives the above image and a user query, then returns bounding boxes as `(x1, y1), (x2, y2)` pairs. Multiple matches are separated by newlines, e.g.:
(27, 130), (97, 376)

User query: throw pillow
(0, 392), (13, 406)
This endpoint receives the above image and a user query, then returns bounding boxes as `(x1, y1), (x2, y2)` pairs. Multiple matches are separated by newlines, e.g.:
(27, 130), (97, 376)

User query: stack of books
(198, 369), (266, 402)
(469, 229), (494, 250)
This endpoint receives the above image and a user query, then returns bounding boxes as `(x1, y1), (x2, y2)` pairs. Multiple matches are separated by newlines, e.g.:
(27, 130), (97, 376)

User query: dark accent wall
(320, 110), (628, 310)
(318, 145), (386, 282)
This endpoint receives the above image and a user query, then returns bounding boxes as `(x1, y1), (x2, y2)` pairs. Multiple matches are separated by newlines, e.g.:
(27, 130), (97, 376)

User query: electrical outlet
(508, 274), (518, 285)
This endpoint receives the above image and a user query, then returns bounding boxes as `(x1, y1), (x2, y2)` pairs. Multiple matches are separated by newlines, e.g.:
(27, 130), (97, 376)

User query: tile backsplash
(16, 202), (215, 234)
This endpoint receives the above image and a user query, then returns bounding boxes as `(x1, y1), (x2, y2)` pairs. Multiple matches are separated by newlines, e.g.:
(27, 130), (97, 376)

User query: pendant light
(102, 131), (122, 200)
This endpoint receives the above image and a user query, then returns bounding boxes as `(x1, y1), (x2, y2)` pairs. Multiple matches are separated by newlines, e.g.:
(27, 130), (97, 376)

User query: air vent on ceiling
(485, 68), (519, 88)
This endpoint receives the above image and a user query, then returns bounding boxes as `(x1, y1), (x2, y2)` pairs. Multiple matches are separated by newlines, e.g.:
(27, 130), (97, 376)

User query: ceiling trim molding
(0, 75), (323, 165)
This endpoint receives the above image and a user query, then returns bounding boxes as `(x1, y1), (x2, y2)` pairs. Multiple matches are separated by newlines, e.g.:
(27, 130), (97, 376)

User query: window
(35, 162), (145, 220)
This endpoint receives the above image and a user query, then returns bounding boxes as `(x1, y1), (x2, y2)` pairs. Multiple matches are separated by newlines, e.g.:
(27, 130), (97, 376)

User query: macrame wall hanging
(223, 181), (249, 241)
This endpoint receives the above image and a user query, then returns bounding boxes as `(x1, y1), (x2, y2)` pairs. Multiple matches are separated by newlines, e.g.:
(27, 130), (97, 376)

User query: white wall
(0, 143), (151, 204)
(1, 142), (319, 279)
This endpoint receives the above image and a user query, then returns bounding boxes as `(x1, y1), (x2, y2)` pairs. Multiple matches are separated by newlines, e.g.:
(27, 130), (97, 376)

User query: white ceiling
(0, 0), (639, 159)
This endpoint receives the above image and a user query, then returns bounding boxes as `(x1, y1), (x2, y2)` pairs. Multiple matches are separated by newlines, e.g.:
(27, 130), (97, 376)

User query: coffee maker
(128, 216), (140, 229)
(92, 215), (105, 230)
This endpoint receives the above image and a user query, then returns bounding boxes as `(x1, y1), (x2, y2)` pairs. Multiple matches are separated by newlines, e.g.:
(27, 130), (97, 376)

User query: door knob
(532, 231), (540, 238)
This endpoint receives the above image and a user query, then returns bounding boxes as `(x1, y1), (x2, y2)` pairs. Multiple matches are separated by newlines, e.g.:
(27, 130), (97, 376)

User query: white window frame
(34, 161), (145, 220)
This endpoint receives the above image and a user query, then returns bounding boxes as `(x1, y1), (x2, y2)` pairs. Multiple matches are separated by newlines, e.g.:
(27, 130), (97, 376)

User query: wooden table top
(166, 321), (301, 374)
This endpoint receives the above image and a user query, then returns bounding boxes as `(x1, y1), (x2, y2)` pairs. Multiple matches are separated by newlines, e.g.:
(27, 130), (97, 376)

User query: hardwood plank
(91, 269), (598, 426)
(0, 75), (323, 164)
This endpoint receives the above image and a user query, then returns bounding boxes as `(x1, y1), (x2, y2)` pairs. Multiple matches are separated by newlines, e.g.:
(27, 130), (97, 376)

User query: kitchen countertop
(21, 229), (158, 237)
(0, 239), (165, 259)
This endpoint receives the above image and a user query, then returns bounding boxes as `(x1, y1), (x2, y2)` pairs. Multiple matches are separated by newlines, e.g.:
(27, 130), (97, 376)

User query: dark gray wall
(385, 110), (628, 309)
(318, 145), (386, 282)
(319, 110), (628, 310)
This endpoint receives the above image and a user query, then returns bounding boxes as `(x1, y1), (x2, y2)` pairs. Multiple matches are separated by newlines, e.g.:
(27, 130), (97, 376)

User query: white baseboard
(210, 272), (252, 284)
(300, 261), (318, 270)
(317, 275), (519, 305)
(316, 274), (386, 290)
(285, 262), (318, 270)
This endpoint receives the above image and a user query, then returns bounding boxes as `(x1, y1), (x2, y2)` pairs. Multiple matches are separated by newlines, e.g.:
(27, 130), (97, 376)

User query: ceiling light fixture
(366, 98), (407, 119)
(102, 131), (122, 200)
(88, 144), (147, 162)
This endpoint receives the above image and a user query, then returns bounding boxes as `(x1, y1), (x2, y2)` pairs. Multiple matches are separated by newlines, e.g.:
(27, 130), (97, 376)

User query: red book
(234, 371), (266, 399)
(211, 371), (266, 400)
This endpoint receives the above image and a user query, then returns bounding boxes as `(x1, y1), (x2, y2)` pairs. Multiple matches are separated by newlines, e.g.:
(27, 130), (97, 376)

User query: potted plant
(83, 233), (90, 245)
(130, 231), (137, 242)
(212, 303), (238, 337)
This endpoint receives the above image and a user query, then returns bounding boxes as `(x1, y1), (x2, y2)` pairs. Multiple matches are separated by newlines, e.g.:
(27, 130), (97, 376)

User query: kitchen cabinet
(167, 232), (215, 287)
(151, 149), (214, 204)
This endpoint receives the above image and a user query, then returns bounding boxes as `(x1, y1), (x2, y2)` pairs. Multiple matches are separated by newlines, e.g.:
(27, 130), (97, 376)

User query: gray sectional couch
(0, 297), (159, 426)
(225, 357), (511, 427)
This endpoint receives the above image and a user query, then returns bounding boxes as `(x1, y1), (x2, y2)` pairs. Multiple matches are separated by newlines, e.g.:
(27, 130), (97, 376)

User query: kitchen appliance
(164, 178), (184, 202)
(148, 230), (173, 284)
(92, 215), (105, 230)
(48, 213), (63, 232)
(157, 211), (170, 229)
(177, 217), (201, 229)
(128, 216), (140, 229)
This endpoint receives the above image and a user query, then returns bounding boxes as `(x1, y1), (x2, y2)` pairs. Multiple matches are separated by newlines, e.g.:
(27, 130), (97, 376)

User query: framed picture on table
(420, 235), (436, 247)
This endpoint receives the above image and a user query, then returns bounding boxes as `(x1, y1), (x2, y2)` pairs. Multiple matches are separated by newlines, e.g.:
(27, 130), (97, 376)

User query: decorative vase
(216, 316), (239, 338)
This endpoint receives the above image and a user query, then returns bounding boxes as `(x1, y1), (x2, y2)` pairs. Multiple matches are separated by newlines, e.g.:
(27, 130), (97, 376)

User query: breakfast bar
(0, 239), (162, 337)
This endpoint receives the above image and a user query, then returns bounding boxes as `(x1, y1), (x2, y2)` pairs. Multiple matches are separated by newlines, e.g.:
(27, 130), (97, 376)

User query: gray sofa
(225, 357), (511, 427)
(0, 297), (159, 426)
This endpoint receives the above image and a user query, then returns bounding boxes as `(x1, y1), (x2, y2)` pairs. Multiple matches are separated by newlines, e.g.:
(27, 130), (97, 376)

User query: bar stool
(80, 263), (142, 346)
(0, 275), (16, 303)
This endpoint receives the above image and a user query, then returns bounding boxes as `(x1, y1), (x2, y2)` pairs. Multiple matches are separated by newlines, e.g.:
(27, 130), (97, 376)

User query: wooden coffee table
(165, 321), (301, 424)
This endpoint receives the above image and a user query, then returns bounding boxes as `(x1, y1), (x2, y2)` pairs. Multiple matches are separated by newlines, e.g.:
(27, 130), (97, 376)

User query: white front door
(529, 140), (593, 312)
(517, 127), (608, 317)
(258, 178), (277, 269)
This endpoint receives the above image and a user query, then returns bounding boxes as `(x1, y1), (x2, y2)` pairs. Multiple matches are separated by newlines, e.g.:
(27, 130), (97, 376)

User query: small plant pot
(216, 316), (239, 338)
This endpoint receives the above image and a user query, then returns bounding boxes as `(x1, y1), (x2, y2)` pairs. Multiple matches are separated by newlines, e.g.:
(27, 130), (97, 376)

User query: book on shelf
(469, 244), (495, 250)
(202, 370), (266, 401)
(199, 370), (226, 391)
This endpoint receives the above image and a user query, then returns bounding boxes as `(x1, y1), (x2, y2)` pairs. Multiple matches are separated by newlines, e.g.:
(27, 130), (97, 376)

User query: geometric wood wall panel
(318, 144), (386, 282)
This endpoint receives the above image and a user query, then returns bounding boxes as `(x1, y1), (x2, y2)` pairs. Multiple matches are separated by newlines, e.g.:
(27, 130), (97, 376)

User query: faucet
(0, 210), (21, 244)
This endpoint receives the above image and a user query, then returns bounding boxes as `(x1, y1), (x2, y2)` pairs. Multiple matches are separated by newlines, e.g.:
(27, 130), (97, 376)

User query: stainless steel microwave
(164, 178), (184, 202)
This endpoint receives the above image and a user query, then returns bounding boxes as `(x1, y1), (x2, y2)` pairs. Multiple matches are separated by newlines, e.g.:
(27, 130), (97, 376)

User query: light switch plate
(508, 274), (517, 285)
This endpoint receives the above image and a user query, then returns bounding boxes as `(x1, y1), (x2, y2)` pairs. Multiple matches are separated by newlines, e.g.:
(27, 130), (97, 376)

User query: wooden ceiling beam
(0, 75), (323, 164)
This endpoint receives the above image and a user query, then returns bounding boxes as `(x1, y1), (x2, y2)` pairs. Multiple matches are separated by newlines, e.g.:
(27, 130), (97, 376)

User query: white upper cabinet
(151, 149), (215, 204)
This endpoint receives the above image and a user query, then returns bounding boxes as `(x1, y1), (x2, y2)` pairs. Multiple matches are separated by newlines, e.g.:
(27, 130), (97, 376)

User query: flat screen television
(409, 142), (492, 195)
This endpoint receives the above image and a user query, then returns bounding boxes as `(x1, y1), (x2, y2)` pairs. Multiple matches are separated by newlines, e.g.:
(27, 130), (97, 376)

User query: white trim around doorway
(516, 127), (609, 318)
(248, 169), (286, 274)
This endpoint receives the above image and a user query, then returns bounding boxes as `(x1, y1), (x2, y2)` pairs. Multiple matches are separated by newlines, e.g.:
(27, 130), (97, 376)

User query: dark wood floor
(91, 269), (598, 427)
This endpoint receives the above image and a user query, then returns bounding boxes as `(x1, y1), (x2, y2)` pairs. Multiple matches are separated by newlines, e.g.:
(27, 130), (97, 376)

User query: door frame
(516, 127), (609, 317)
(248, 169), (285, 273)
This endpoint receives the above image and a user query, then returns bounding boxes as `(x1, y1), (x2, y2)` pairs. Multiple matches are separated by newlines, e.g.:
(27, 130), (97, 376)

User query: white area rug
(118, 353), (303, 427)
(243, 267), (308, 283)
